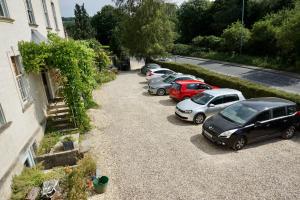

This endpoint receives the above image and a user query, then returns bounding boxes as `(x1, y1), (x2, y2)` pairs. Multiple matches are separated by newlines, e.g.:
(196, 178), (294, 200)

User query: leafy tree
(121, 0), (175, 59)
(222, 21), (251, 53)
(73, 4), (94, 40)
(177, 0), (212, 42)
(277, 1), (300, 65)
(91, 5), (121, 45)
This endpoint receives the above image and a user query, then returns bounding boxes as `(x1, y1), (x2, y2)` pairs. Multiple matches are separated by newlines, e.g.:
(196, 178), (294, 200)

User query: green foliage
(11, 166), (64, 200)
(121, 0), (175, 59)
(154, 61), (300, 105)
(86, 39), (111, 71)
(37, 132), (62, 155)
(19, 34), (110, 132)
(73, 4), (94, 40)
(177, 0), (212, 42)
(77, 154), (97, 177)
(192, 35), (223, 50)
(172, 44), (193, 56)
(95, 69), (117, 85)
(222, 21), (251, 52)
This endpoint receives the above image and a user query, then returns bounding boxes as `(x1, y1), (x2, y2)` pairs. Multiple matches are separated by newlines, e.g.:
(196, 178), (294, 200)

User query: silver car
(148, 72), (181, 85)
(175, 89), (245, 124)
(148, 74), (201, 96)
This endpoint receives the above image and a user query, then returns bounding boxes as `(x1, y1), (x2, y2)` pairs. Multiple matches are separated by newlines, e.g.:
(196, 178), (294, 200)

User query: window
(41, 0), (50, 28)
(0, 0), (9, 17)
(187, 83), (199, 90)
(11, 56), (30, 102)
(198, 84), (211, 90)
(25, 0), (36, 24)
(210, 96), (224, 105)
(0, 104), (7, 127)
(223, 94), (239, 103)
(51, 2), (59, 30)
(272, 107), (286, 118)
(256, 111), (271, 122)
(287, 106), (297, 115)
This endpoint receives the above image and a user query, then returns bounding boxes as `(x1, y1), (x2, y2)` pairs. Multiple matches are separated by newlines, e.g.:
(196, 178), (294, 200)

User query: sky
(59, 0), (186, 17)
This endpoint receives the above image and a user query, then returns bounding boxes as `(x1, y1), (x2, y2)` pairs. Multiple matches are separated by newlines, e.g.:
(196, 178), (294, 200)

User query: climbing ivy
(19, 33), (109, 132)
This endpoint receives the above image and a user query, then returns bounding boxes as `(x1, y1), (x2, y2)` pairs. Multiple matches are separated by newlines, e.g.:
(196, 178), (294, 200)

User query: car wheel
(281, 125), (296, 139)
(232, 136), (246, 151)
(157, 88), (166, 96)
(193, 113), (205, 125)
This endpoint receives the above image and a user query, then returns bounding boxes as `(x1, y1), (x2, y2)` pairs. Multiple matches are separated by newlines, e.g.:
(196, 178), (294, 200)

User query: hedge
(154, 61), (300, 106)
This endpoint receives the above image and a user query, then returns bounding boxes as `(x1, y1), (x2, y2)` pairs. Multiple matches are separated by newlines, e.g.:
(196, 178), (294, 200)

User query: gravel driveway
(87, 68), (300, 200)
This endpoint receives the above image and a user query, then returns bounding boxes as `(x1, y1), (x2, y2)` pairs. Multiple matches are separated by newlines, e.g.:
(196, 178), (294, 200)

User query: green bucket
(93, 176), (109, 194)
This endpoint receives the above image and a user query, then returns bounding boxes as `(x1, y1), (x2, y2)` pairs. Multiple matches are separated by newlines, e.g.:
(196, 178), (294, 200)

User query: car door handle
(283, 119), (288, 123)
(266, 124), (271, 127)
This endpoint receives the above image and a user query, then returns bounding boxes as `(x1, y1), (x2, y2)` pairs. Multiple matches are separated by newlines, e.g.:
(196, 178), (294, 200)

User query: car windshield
(163, 75), (176, 83)
(220, 102), (259, 125)
(191, 93), (214, 105)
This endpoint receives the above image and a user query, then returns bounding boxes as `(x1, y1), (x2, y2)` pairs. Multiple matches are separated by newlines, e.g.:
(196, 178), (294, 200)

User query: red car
(169, 80), (219, 101)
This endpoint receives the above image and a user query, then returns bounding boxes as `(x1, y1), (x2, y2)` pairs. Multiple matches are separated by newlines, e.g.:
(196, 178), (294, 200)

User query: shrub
(77, 154), (97, 177)
(172, 43), (193, 56)
(192, 35), (223, 51)
(11, 166), (64, 200)
(222, 21), (251, 52)
(154, 61), (300, 105)
(37, 132), (62, 155)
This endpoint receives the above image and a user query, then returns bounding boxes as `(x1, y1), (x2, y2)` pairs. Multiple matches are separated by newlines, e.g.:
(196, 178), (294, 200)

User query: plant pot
(93, 176), (109, 194)
(62, 141), (74, 151)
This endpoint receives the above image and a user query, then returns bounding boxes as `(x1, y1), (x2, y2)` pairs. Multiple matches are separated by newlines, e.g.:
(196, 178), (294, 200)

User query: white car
(146, 68), (174, 81)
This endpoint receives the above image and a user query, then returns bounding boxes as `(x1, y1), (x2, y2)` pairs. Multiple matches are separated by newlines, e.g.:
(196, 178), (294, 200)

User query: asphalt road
(173, 56), (300, 94)
(88, 68), (300, 200)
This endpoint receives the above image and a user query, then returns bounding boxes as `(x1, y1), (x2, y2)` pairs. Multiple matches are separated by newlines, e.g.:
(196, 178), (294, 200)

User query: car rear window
(171, 83), (181, 90)
(272, 107), (286, 118)
(287, 106), (297, 115)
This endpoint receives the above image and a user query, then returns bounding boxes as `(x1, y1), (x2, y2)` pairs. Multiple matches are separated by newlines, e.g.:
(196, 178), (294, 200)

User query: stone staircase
(47, 98), (78, 132)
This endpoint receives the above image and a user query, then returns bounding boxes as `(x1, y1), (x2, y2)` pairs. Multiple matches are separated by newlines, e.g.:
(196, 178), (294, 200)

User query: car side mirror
(209, 104), (215, 108)
(254, 121), (262, 127)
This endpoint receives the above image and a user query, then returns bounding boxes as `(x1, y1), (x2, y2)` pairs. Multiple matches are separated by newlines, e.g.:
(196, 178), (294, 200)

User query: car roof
(204, 88), (242, 96)
(174, 74), (195, 78)
(241, 97), (296, 111)
(147, 63), (160, 66)
(175, 79), (204, 84)
(150, 68), (172, 72)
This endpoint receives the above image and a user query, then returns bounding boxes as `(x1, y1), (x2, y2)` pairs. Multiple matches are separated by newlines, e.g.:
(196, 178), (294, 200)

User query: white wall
(0, 0), (64, 199)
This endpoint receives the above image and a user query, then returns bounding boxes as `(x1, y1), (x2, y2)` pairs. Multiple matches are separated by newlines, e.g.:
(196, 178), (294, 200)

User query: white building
(0, 0), (64, 198)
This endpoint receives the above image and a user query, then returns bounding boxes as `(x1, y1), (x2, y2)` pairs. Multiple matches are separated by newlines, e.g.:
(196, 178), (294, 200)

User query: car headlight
(219, 129), (238, 138)
(184, 110), (192, 114)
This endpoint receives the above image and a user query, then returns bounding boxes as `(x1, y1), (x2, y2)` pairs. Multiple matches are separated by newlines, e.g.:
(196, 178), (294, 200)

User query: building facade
(0, 0), (64, 198)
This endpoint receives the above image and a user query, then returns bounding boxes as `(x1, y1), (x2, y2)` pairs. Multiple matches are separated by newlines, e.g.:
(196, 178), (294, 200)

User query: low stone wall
(35, 149), (81, 169)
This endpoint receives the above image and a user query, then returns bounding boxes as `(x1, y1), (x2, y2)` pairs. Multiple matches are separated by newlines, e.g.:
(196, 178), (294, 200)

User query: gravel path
(87, 68), (300, 200)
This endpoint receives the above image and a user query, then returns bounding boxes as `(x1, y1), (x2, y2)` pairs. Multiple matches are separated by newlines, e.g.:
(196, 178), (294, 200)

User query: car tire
(193, 113), (205, 125)
(231, 136), (246, 151)
(157, 88), (166, 96)
(281, 125), (296, 139)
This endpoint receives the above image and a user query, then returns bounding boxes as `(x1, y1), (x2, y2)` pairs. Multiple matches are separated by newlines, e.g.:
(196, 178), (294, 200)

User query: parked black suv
(202, 97), (300, 150)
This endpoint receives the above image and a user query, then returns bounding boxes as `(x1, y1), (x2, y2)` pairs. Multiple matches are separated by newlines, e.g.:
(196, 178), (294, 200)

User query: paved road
(88, 69), (300, 200)
(173, 56), (300, 94)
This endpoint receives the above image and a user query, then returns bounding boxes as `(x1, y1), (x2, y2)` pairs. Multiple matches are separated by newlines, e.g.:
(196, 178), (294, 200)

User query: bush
(95, 69), (116, 85)
(77, 154), (97, 177)
(11, 166), (64, 200)
(37, 132), (62, 155)
(153, 61), (300, 105)
(222, 21), (251, 52)
(172, 43), (193, 56)
(192, 35), (223, 51)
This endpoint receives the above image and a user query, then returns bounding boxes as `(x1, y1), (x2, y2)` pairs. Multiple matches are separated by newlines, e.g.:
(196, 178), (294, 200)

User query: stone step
(48, 108), (70, 115)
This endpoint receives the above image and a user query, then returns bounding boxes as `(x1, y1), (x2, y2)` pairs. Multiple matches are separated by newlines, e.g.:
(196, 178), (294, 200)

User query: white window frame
(51, 2), (59, 30)
(0, 0), (9, 18)
(41, 0), (51, 28)
(11, 56), (30, 103)
(0, 104), (7, 128)
(25, 0), (36, 24)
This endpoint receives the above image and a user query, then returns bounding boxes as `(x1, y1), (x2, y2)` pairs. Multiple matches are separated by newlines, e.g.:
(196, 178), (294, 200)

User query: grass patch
(154, 61), (300, 106)
(37, 132), (62, 155)
(96, 69), (116, 85)
(11, 166), (65, 200)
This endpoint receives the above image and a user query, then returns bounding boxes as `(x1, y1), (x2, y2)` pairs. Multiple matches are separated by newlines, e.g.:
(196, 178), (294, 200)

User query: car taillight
(296, 111), (300, 116)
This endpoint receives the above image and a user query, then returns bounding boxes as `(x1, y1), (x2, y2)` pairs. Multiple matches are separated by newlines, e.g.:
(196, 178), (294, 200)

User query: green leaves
(19, 34), (109, 132)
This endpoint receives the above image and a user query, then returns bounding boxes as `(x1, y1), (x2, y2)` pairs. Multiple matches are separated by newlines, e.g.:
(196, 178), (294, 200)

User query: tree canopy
(73, 4), (94, 40)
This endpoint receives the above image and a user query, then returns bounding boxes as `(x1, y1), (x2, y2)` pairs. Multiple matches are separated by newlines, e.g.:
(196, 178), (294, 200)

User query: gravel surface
(87, 68), (300, 200)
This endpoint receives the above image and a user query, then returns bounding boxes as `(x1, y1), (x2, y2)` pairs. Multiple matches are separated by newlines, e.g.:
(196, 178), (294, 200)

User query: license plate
(204, 130), (213, 138)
